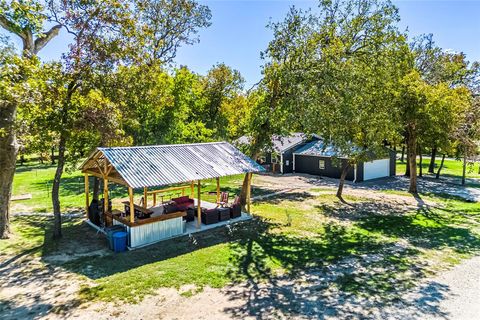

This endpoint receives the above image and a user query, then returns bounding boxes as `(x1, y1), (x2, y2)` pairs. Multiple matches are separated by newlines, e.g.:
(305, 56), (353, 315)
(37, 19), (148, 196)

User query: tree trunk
(428, 147), (436, 173)
(336, 162), (351, 200)
(462, 154), (467, 186)
(405, 152), (410, 177)
(436, 154), (446, 179)
(239, 173), (250, 211)
(51, 146), (56, 165)
(0, 102), (19, 239)
(51, 133), (66, 239)
(407, 128), (417, 194)
(418, 149), (423, 177)
(400, 145), (405, 163)
(93, 177), (101, 201)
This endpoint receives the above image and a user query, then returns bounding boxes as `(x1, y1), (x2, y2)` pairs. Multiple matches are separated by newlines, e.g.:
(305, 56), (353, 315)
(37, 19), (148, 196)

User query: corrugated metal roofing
(237, 132), (318, 153)
(294, 140), (341, 157)
(271, 133), (308, 152)
(82, 142), (265, 189)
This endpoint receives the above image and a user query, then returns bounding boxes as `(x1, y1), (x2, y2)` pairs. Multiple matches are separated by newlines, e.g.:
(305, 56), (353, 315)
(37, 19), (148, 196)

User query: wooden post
(143, 187), (148, 209)
(246, 173), (252, 214)
(190, 181), (194, 198)
(216, 177), (220, 203)
(84, 173), (89, 216)
(103, 178), (109, 214)
(197, 180), (201, 229)
(153, 193), (157, 206)
(128, 187), (134, 223)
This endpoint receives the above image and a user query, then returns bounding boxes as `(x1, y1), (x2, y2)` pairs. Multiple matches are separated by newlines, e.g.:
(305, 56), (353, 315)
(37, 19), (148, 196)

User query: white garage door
(363, 159), (390, 181)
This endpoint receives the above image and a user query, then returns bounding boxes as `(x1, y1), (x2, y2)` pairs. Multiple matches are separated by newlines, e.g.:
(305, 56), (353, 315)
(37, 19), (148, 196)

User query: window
(319, 160), (325, 169)
(286, 160), (290, 166)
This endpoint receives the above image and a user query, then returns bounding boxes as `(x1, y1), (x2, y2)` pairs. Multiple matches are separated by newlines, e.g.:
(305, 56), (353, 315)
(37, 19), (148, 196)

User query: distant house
(293, 140), (396, 182)
(237, 133), (320, 174)
(238, 133), (396, 181)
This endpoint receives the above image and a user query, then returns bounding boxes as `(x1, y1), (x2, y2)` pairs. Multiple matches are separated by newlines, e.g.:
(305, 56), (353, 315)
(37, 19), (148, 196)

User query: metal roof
(294, 140), (341, 157)
(80, 142), (265, 189)
(236, 132), (320, 153)
(271, 133), (308, 152)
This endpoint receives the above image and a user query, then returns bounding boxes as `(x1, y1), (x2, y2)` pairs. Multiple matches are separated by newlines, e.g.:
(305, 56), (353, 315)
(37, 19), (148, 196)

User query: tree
(0, 0), (61, 238)
(199, 63), (244, 139)
(411, 35), (479, 175)
(259, 0), (408, 199)
(39, 0), (212, 238)
(396, 71), (470, 193)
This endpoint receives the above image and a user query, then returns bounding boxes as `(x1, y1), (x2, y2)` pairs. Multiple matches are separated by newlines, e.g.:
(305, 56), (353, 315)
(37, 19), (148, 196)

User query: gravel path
(427, 256), (480, 320)
(381, 255), (480, 320)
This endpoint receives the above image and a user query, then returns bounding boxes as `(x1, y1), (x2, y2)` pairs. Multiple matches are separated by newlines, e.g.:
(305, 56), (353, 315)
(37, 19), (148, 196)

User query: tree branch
(0, 15), (26, 40)
(33, 24), (62, 54)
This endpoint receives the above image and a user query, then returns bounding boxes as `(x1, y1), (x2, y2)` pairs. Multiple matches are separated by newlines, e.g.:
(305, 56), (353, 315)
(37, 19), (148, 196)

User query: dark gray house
(237, 133), (320, 174)
(293, 140), (396, 182)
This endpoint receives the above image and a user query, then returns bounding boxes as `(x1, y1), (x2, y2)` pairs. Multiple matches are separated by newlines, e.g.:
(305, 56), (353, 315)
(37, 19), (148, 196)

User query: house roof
(271, 133), (309, 152)
(295, 140), (390, 159)
(80, 142), (265, 189)
(236, 132), (319, 154)
(294, 140), (342, 157)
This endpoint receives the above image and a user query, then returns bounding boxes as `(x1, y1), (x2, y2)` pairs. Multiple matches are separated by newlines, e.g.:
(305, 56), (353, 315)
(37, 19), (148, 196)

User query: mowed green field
(3, 156), (480, 307)
(2, 187), (480, 304)
(396, 156), (480, 184)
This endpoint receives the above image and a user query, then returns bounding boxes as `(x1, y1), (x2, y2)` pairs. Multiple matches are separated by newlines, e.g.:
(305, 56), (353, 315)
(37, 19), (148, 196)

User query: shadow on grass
(254, 191), (315, 205)
(4, 192), (480, 318)
(15, 162), (56, 174)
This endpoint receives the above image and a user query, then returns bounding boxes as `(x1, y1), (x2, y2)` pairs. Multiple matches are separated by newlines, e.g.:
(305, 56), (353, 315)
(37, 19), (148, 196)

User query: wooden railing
(146, 183), (194, 206)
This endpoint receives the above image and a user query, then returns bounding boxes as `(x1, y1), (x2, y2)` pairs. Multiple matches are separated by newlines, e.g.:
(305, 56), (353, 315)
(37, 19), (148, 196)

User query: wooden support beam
(216, 177), (220, 203)
(246, 173), (252, 214)
(153, 193), (157, 206)
(83, 170), (127, 186)
(147, 185), (190, 195)
(190, 181), (194, 198)
(143, 187), (148, 209)
(84, 173), (89, 216)
(129, 187), (135, 223)
(197, 180), (201, 229)
(103, 178), (109, 219)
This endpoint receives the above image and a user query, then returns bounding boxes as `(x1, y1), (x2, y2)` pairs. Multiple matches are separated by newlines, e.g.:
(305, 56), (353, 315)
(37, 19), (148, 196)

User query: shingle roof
(80, 142), (265, 188)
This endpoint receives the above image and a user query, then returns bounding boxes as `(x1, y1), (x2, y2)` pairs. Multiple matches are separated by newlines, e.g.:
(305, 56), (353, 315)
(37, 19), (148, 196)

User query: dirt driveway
(254, 173), (480, 202)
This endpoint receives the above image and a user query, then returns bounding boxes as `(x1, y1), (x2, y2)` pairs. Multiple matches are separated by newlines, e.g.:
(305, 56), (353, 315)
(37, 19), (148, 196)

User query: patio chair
(217, 192), (229, 207)
(229, 196), (241, 219)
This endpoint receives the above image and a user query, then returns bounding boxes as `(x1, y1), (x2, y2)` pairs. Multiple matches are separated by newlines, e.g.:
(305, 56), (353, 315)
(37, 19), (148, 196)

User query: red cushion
(172, 196), (190, 204)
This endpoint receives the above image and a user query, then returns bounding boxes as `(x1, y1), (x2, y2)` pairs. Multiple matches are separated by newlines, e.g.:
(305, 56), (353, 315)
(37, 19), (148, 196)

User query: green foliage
(261, 0), (408, 165)
(0, 0), (46, 36)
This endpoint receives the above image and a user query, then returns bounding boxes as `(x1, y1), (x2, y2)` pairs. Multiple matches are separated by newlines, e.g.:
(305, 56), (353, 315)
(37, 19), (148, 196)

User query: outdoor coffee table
(218, 207), (230, 221)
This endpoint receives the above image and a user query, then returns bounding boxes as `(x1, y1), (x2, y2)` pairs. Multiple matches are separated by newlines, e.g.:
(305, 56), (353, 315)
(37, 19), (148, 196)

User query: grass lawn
(3, 186), (480, 305)
(4, 160), (480, 310)
(11, 160), (267, 213)
(396, 156), (480, 182)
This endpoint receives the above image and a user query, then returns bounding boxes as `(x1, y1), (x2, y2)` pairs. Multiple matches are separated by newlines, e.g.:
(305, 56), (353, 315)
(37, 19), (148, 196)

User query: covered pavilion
(79, 142), (264, 248)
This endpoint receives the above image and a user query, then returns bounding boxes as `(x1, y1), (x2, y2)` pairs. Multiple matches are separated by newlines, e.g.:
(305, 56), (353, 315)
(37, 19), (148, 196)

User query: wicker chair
(229, 196), (242, 219)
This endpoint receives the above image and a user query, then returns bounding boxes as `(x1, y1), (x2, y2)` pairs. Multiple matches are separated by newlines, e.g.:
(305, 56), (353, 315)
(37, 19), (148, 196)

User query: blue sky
(3, 1), (479, 87)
